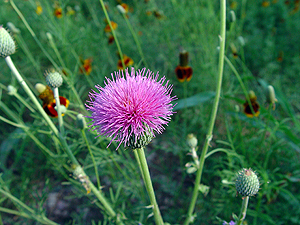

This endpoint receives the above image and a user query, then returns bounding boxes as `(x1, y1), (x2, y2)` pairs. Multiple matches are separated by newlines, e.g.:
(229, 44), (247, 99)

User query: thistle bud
(235, 168), (259, 197)
(0, 25), (16, 58)
(45, 70), (63, 88)
(186, 133), (198, 148)
(76, 113), (87, 129)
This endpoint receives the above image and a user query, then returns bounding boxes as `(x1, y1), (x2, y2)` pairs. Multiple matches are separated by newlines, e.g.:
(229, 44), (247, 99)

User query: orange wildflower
(54, 7), (63, 18)
(36, 84), (69, 118)
(80, 58), (93, 75)
(262, 1), (270, 7)
(175, 51), (193, 82)
(120, 3), (129, 13)
(117, 55), (134, 70)
(243, 91), (260, 118)
(104, 21), (118, 32)
(277, 51), (283, 62)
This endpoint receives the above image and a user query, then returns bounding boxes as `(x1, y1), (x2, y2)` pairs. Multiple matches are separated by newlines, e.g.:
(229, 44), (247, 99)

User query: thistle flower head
(0, 25), (16, 58)
(86, 67), (176, 149)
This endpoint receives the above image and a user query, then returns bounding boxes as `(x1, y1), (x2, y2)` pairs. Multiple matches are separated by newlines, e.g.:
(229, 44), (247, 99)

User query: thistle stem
(237, 196), (249, 225)
(183, 0), (226, 224)
(135, 147), (164, 225)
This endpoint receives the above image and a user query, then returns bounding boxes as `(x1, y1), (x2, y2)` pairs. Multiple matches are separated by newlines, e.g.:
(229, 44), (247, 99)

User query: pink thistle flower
(86, 67), (176, 149)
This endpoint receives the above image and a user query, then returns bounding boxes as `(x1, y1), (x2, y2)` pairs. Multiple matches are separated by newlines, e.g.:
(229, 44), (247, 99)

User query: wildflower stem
(53, 87), (65, 136)
(81, 129), (101, 190)
(135, 147), (164, 225)
(183, 0), (226, 224)
(237, 196), (249, 225)
(4, 56), (59, 136)
(98, 0), (126, 70)
(122, 14), (149, 68)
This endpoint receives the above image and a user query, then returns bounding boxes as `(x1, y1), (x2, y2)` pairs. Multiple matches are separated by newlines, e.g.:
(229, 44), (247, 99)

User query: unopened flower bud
(35, 83), (47, 94)
(7, 85), (17, 95)
(186, 133), (198, 148)
(237, 36), (245, 46)
(179, 50), (189, 67)
(45, 70), (63, 88)
(0, 25), (16, 57)
(248, 90), (257, 101)
(235, 168), (259, 197)
(7, 22), (20, 34)
(76, 113), (87, 129)
(230, 10), (236, 22)
(266, 85), (277, 105)
(117, 4), (126, 14)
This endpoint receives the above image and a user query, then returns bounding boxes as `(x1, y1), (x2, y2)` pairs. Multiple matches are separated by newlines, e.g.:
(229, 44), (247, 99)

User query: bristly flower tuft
(86, 67), (177, 149)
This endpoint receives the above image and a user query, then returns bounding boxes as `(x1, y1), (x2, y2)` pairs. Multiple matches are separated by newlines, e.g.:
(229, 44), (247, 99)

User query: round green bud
(76, 114), (87, 130)
(45, 71), (63, 88)
(186, 133), (198, 148)
(0, 25), (16, 58)
(235, 168), (259, 197)
(7, 85), (17, 95)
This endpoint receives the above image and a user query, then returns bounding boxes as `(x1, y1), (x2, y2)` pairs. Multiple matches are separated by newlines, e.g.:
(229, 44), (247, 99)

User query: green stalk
(53, 87), (65, 136)
(5, 56), (59, 136)
(135, 147), (164, 225)
(183, 0), (226, 224)
(81, 129), (101, 190)
(98, 0), (126, 70)
(237, 196), (249, 225)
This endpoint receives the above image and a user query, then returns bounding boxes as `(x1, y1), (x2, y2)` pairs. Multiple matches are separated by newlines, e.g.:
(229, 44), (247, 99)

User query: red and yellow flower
(80, 58), (93, 75)
(175, 51), (193, 82)
(117, 54), (134, 70)
(243, 91), (260, 118)
(35, 83), (69, 118)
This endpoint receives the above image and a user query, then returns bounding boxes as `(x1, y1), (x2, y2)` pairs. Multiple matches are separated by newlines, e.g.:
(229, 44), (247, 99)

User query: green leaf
(174, 91), (215, 110)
